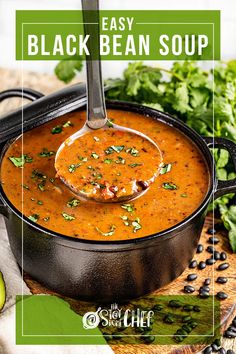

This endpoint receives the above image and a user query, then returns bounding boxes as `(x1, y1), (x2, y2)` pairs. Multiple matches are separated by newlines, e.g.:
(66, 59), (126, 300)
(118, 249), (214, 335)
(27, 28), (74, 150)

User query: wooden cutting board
(1, 68), (236, 353)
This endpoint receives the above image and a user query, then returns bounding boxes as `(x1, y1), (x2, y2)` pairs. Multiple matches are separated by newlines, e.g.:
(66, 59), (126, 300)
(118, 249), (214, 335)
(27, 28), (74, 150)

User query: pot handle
(0, 87), (44, 218)
(0, 87), (44, 103)
(203, 137), (236, 198)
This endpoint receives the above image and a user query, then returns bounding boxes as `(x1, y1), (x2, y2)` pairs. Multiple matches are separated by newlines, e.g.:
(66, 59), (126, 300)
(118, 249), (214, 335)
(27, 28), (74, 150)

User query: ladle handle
(82, 0), (107, 129)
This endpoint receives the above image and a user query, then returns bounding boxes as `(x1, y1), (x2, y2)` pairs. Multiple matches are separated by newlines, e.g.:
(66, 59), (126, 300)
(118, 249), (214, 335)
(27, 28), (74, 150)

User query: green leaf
(54, 58), (83, 83)
(121, 204), (135, 213)
(28, 214), (39, 223)
(172, 83), (192, 114)
(39, 148), (55, 157)
(219, 205), (236, 252)
(62, 212), (75, 221)
(160, 163), (172, 175)
(51, 125), (62, 134)
(9, 154), (33, 167)
(67, 198), (80, 208)
(162, 182), (178, 190)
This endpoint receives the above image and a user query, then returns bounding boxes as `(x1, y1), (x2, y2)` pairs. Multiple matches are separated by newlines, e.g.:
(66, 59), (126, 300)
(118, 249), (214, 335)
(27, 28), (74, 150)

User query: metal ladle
(55, 0), (163, 203)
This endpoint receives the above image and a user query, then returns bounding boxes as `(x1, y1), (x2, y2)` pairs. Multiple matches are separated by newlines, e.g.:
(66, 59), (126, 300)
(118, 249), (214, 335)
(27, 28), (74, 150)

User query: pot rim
(0, 100), (215, 248)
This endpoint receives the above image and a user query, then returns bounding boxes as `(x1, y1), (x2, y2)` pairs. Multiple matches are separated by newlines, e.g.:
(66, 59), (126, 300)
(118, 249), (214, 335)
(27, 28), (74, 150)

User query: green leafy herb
(128, 163), (143, 168)
(38, 182), (45, 192)
(31, 170), (47, 180)
(68, 163), (81, 173)
(39, 148), (55, 157)
(78, 156), (88, 162)
(95, 225), (116, 236)
(67, 198), (80, 208)
(55, 57), (83, 83)
(62, 212), (75, 221)
(160, 163), (172, 175)
(9, 154), (33, 167)
(132, 218), (142, 233)
(43, 217), (50, 222)
(121, 204), (135, 213)
(105, 145), (124, 154)
(126, 148), (139, 156)
(51, 125), (62, 134)
(28, 214), (39, 223)
(115, 156), (126, 164)
(104, 158), (113, 164)
(181, 193), (188, 198)
(162, 182), (178, 190)
(22, 184), (29, 190)
(63, 120), (74, 128)
(37, 200), (43, 205)
(106, 120), (114, 128)
(91, 152), (99, 159)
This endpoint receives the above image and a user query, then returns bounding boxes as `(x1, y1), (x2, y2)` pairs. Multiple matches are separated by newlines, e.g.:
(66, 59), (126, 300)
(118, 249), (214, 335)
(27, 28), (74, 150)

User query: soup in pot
(0, 109), (209, 241)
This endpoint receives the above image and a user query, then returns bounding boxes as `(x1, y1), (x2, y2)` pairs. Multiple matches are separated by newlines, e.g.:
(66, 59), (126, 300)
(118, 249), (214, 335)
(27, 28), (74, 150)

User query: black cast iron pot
(0, 84), (236, 302)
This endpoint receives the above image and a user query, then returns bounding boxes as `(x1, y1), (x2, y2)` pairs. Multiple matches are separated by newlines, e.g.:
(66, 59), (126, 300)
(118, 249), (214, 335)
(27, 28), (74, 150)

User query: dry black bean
(211, 343), (218, 351)
(220, 252), (227, 261)
(219, 348), (226, 354)
(207, 246), (215, 254)
(182, 324), (192, 333)
(188, 320), (198, 328)
(212, 251), (221, 260)
(216, 291), (228, 300)
(184, 285), (195, 294)
(199, 290), (209, 298)
(200, 286), (210, 292)
(197, 244), (204, 253)
(168, 300), (182, 308)
(208, 236), (219, 244)
(204, 278), (211, 286)
(206, 258), (216, 265)
(193, 305), (201, 312)
(164, 314), (175, 324)
(112, 332), (123, 339)
(183, 304), (194, 311)
(187, 274), (198, 281)
(207, 228), (216, 235)
(204, 346), (213, 354)
(173, 335), (184, 343)
(189, 260), (198, 268)
(182, 315), (192, 323)
(232, 318), (236, 327)
(142, 334), (155, 344)
(226, 350), (235, 354)
(198, 261), (206, 270)
(217, 263), (229, 271)
(213, 338), (221, 347)
(225, 330), (236, 338)
(216, 276), (228, 284)
(103, 332), (113, 341)
(228, 326), (236, 333)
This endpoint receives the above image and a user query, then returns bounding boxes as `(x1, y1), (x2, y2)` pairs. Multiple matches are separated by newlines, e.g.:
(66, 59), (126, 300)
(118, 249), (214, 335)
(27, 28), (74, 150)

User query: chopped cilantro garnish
(132, 218), (142, 233)
(22, 184), (29, 190)
(78, 156), (88, 162)
(126, 148), (139, 156)
(51, 125), (62, 134)
(37, 200), (43, 205)
(121, 204), (135, 213)
(67, 198), (80, 208)
(104, 158), (113, 164)
(9, 154), (33, 167)
(160, 163), (172, 175)
(93, 136), (100, 142)
(28, 214), (39, 223)
(162, 182), (178, 190)
(95, 225), (116, 236)
(128, 163), (143, 168)
(39, 148), (55, 157)
(91, 152), (99, 159)
(105, 145), (124, 154)
(115, 156), (126, 164)
(62, 212), (75, 221)
(63, 121), (73, 127)
(43, 217), (50, 222)
(106, 120), (114, 128)
(68, 163), (81, 173)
